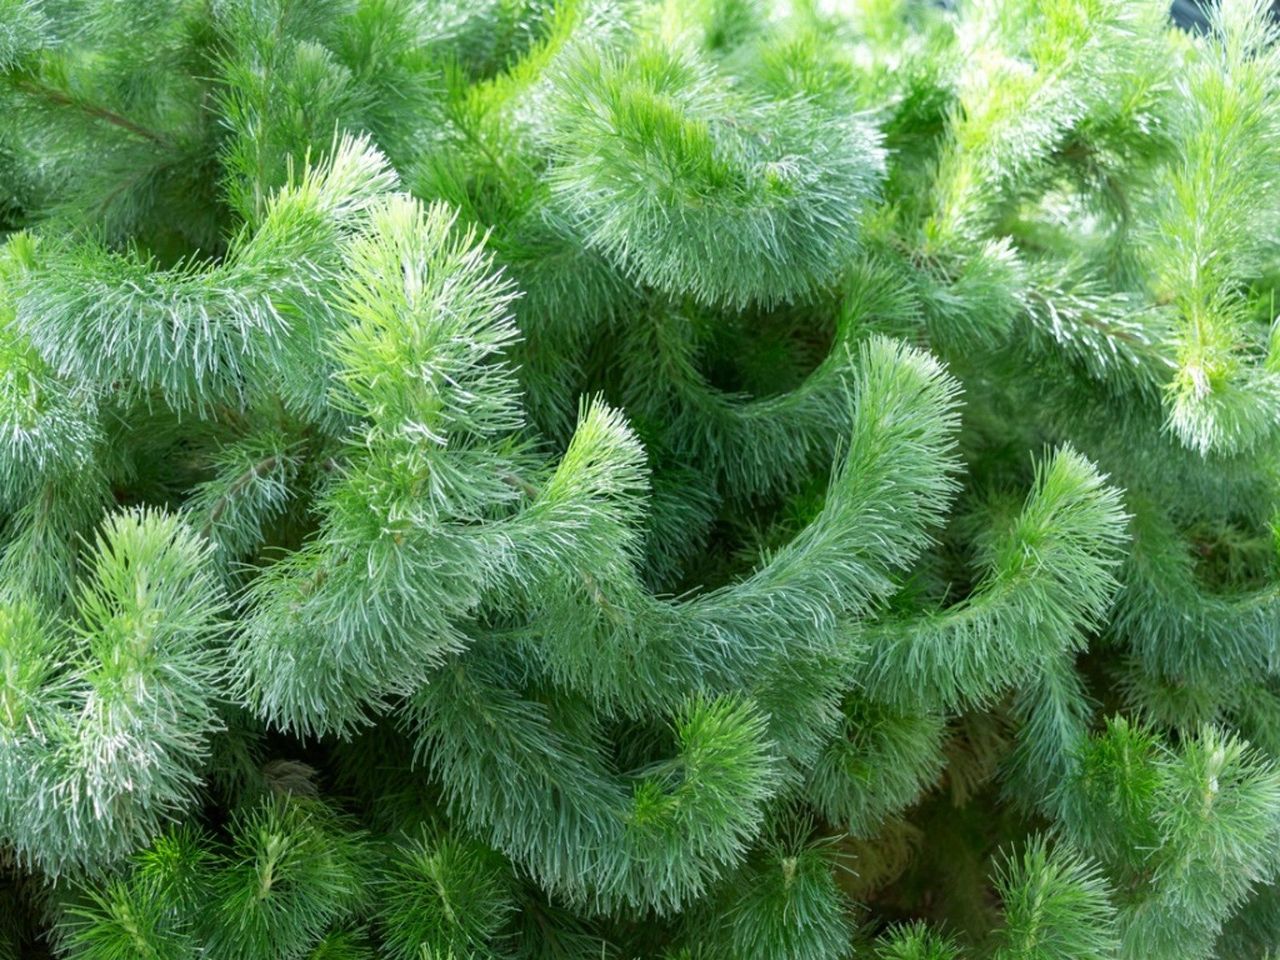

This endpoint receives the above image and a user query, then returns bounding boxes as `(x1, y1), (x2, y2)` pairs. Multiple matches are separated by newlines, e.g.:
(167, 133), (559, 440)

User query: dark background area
(1170, 0), (1280, 29)
(930, 1), (1278, 30)
(1172, 0), (1220, 29)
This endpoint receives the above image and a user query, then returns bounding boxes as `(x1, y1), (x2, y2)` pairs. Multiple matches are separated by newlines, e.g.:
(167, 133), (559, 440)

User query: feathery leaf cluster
(0, 1), (1278, 958)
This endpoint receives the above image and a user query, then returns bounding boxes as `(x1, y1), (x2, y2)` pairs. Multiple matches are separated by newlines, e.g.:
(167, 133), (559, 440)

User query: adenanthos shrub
(1, 1), (1279, 958)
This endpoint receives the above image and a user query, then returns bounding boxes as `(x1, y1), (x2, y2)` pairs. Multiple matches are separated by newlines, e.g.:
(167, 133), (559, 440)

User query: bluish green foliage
(0, 1), (1279, 958)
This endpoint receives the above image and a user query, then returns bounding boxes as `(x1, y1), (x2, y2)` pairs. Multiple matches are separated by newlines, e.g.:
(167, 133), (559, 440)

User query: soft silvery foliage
(0, 1), (1279, 958)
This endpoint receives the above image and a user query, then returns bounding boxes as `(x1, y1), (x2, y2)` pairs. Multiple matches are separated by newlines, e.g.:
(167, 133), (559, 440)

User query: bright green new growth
(546, 38), (886, 309)
(1, 0), (1279, 958)
(0, 510), (227, 876)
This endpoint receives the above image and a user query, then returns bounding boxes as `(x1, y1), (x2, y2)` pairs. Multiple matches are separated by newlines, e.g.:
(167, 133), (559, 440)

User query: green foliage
(55, 795), (370, 960)
(683, 818), (855, 960)
(0, 0), (1279, 958)
(991, 838), (1117, 960)
(545, 37), (885, 309)
(1147, 0), (1280, 456)
(862, 447), (1128, 712)
(377, 826), (516, 959)
(874, 923), (966, 960)
(0, 509), (227, 875)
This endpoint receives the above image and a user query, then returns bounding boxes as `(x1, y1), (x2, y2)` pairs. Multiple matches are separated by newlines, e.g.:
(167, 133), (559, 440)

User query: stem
(200, 453), (284, 538)
(12, 79), (171, 146)
(500, 470), (540, 499)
